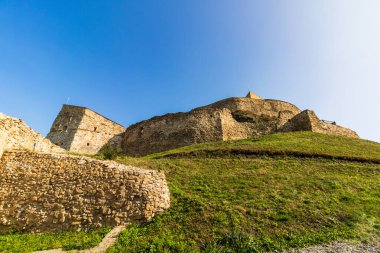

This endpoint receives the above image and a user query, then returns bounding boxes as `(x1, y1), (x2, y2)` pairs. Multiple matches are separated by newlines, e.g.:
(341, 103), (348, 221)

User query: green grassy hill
(109, 132), (380, 252)
(149, 131), (380, 162)
(1, 132), (380, 252)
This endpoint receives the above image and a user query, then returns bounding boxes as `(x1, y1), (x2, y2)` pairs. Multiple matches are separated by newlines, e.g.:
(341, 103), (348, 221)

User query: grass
(0, 228), (110, 253)
(1, 132), (380, 252)
(149, 132), (380, 162)
(107, 156), (380, 252)
(107, 132), (380, 252)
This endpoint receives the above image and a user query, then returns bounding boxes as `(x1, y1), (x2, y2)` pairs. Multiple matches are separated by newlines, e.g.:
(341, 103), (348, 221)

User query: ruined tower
(47, 105), (126, 155)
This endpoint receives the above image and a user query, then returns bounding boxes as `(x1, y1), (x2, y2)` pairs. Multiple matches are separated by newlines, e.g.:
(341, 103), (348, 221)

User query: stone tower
(47, 105), (126, 155)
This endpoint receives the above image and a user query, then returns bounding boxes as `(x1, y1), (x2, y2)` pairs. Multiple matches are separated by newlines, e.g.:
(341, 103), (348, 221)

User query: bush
(98, 146), (120, 160)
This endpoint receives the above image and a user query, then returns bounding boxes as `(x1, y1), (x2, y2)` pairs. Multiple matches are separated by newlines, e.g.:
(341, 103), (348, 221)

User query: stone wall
(204, 98), (301, 120)
(280, 110), (359, 138)
(44, 96), (358, 157)
(0, 131), (5, 159)
(315, 120), (359, 139)
(122, 97), (359, 156)
(123, 98), (302, 156)
(123, 108), (226, 156)
(0, 113), (64, 154)
(47, 105), (126, 155)
(0, 151), (170, 233)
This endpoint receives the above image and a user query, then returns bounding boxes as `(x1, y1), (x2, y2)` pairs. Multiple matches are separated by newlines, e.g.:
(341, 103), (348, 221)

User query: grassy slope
(149, 132), (380, 161)
(0, 228), (110, 253)
(109, 132), (380, 252)
(1, 132), (379, 252)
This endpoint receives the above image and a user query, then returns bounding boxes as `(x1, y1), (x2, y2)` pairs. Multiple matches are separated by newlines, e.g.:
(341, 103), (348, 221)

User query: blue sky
(0, 0), (379, 142)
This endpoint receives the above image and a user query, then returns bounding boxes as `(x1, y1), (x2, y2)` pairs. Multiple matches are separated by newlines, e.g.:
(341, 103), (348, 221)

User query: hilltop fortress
(0, 92), (359, 232)
(47, 92), (359, 156)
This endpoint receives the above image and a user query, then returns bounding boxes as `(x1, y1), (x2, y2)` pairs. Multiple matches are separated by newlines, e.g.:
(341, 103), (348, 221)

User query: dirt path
(33, 226), (125, 253)
(281, 240), (380, 253)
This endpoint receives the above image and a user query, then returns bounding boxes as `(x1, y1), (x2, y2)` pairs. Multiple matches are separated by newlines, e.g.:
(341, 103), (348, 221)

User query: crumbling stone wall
(47, 105), (126, 155)
(123, 98), (302, 156)
(280, 110), (359, 138)
(317, 121), (358, 138)
(204, 98), (301, 120)
(0, 151), (170, 233)
(123, 108), (227, 156)
(122, 97), (359, 156)
(0, 113), (64, 154)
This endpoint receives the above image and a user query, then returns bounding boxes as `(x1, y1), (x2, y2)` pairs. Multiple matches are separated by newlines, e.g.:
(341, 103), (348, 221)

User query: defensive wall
(45, 93), (360, 157)
(122, 97), (302, 156)
(0, 151), (170, 233)
(280, 110), (358, 138)
(122, 97), (358, 156)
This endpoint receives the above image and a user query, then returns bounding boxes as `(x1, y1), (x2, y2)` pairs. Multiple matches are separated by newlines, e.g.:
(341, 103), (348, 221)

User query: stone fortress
(0, 91), (358, 233)
(47, 92), (358, 156)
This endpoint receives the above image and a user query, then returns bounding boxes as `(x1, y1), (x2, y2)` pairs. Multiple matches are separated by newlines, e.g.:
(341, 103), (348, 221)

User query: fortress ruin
(0, 91), (360, 232)
(47, 105), (126, 155)
(46, 92), (359, 156)
(122, 92), (358, 156)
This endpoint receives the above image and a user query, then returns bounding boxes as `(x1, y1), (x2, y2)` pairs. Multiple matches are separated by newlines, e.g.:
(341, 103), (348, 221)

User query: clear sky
(0, 0), (379, 142)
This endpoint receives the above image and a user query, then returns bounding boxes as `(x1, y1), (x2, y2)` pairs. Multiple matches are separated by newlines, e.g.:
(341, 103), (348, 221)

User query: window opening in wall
(94, 127), (97, 131)
(87, 143), (90, 146)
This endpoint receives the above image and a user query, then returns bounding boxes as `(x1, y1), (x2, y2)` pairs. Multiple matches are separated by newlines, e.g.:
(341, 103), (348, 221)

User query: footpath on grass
(281, 238), (380, 253)
(33, 226), (125, 253)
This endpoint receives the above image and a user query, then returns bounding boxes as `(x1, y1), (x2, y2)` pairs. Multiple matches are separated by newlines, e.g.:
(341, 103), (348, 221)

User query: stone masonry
(0, 151), (170, 233)
(47, 105), (126, 155)
(45, 92), (359, 157)
(0, 112), (171, 232)
(0, 112), (64, 157)
(280, 110), (358, 138)
(122, 95), (359, 156)
(0, 131), (5, 159)
(123, 97), (302, 156)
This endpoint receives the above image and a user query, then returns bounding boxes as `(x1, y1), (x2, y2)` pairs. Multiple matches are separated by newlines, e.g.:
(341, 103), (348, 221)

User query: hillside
(111, 132), (380, 252)
(149, 131), (380, 161)
(1, 132), (379, 252)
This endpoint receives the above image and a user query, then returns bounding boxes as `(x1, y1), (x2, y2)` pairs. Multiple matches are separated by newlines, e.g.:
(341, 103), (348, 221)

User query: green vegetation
(108, 132), (380, 252)
(149, 132), (380, 162)
(0, 228), (110, 253)
(1, 132), (379, 252)
(98, 145), (122, 160)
